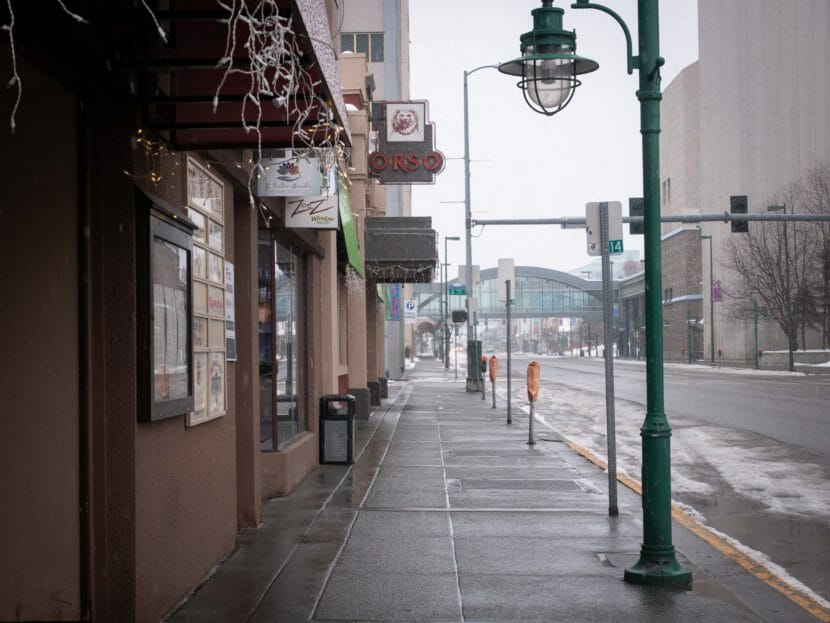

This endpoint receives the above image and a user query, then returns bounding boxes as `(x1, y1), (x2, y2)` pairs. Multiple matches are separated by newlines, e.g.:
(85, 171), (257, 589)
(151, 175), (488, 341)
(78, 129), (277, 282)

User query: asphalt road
(513, 354), (830, 466)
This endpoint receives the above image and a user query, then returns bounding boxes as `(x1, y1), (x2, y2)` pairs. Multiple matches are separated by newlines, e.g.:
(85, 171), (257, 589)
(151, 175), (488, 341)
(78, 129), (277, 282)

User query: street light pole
(698, 229), (714, 364)
(443, 235), (460, 370)
(624, 0), (690, 587)
(499, 0), (689, 586)
(464, 64), (500, 392)
(572, 0), (690, 587)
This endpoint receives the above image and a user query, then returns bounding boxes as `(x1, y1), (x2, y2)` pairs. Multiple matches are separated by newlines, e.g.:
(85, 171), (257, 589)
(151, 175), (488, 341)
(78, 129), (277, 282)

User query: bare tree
(803, 164), (830, 348)
(723, 184), (819, 371)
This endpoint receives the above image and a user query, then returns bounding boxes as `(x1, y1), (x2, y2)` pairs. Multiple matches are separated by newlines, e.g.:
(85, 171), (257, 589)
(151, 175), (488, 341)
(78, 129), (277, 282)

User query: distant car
(486, 348), (495, 354)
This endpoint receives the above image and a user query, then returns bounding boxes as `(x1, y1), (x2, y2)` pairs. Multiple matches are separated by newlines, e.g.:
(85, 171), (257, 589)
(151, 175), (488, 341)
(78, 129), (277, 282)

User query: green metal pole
(624, 0), (692, 588)
(753, 299), (759, 369)
(709, 236), (715, 364)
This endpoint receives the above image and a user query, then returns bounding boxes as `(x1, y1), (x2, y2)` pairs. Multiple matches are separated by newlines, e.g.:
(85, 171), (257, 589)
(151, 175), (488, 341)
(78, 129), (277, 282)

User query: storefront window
(259, 230), (305, 450)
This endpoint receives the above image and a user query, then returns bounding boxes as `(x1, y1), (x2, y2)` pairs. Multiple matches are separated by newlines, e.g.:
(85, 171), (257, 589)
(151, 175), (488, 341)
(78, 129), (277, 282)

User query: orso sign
(369, 101), (445, 185)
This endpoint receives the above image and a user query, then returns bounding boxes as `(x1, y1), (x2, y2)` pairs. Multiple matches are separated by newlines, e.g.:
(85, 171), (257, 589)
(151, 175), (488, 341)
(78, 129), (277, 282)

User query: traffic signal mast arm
(471, 213), (830, 228)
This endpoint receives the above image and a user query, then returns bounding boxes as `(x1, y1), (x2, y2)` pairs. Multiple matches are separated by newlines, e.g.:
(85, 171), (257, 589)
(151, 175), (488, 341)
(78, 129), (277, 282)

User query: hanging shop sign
(285, 194), (339, 229)
(284, 165), (340, 229)
(256, 152), (322, 197)
(369, 100), (446, 185)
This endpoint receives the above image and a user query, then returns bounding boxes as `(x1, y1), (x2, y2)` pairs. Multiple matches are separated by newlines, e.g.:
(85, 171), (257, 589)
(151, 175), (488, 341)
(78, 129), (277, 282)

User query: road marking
(558, 437), (830, 622)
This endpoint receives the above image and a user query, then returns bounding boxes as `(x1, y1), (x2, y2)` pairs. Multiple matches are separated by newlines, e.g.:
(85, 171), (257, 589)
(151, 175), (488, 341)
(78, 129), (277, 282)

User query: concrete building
(339, 0), (414, 378)
(659, 0), (830, 362)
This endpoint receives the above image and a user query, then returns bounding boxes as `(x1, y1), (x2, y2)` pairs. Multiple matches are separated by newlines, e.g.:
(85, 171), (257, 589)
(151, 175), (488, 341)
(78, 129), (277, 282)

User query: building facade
(659, 0), (830, 362)
(340, 0), (414, 378)
(0, 1), (432, 620)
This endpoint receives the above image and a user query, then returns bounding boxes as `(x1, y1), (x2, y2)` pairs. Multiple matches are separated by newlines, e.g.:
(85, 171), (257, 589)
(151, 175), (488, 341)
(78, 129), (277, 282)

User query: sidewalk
(167, 358), (817, 622)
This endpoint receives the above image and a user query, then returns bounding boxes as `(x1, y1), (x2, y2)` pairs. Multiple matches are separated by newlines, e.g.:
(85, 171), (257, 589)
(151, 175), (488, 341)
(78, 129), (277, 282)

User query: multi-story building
(659, 0), (830, 362)
(0, 2), (434, 620)
(339, 0), (414, 378)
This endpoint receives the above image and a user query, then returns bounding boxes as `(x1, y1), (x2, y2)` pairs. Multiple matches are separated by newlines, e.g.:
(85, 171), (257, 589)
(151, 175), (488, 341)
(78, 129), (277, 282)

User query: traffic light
(629, 197), (644, 235)
(730, 195), (748, 233)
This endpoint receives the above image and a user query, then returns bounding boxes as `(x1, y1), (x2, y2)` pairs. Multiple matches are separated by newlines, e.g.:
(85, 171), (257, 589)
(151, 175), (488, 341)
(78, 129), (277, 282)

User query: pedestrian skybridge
(412, 266), (613, 323)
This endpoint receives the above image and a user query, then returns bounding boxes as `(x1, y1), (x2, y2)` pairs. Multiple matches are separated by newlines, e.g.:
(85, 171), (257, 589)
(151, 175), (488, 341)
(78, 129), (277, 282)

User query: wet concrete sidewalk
(167, 359), (816, 622)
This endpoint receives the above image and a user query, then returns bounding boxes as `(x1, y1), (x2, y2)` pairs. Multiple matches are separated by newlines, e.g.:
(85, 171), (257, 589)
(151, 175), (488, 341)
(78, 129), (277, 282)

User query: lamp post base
(624, 547), (692, 588)
(465, 377), (484, 392)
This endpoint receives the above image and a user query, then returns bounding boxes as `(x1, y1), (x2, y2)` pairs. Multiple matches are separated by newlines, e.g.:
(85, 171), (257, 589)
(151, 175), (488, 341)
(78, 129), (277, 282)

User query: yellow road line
(563, 439), (830, 622)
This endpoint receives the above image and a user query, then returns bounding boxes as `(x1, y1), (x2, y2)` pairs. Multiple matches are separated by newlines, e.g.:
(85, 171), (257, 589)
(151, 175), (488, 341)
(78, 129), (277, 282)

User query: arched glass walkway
(412, 266), (614, 322)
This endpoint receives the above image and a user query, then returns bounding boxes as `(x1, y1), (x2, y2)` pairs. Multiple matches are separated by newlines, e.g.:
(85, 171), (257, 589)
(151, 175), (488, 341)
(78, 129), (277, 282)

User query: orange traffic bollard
(489, 355), (499, 382)
(527, 361), (540, 402)
(489, 355), (499, 409)
(527, 361), (540, 445)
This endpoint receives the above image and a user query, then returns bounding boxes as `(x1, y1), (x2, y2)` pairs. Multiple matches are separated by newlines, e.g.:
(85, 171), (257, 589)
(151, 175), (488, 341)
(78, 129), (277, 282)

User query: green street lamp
(501, 0), (691, 588)
(498, 0), (598, 115)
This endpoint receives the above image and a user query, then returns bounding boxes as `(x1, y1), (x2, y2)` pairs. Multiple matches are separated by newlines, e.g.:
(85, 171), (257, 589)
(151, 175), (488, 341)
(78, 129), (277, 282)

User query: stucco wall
(698, 0), (830, 360)
(660, 62), (701, 235)
(134, 161), (239, 623)
(0, 55), (81, 621)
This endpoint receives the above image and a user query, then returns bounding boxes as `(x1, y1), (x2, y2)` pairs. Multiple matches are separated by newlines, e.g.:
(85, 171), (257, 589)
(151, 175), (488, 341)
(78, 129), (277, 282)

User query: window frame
(341, 32), (384, 62)
(138, 210), (195, 422)
(186, 157), (228, 427)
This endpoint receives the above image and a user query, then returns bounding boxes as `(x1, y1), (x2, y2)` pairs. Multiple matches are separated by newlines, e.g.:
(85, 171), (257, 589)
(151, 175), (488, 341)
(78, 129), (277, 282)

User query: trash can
(378, 377), (388, 399)
(319, 394), (355, 465)
(368, 381), (380, 407)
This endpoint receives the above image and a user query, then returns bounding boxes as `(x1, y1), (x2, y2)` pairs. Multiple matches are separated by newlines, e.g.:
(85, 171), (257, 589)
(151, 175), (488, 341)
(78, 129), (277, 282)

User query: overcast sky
(408, 0), (699, 277)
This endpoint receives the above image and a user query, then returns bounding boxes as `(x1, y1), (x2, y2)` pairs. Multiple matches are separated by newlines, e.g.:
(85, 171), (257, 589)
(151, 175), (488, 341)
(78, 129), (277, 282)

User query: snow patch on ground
(524, 386), (830, 519)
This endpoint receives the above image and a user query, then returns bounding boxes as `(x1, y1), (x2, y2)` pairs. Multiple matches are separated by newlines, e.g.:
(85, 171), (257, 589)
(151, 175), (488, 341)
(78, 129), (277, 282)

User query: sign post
(404, 299), (417, 324)
(506, 279), (512, 425)
(598, 201), (620, 516)
(586, 201), (623, 257)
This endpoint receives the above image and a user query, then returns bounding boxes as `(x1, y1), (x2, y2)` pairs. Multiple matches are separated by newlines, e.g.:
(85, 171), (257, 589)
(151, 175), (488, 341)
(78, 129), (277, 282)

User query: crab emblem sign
(369, 101), (445, 185)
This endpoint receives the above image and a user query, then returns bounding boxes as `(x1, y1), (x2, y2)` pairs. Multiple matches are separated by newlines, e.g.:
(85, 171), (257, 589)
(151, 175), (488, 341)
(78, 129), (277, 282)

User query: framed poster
(139, 213), (194, 422)
(209, 351), (226, 416)
(193, 352), (207, 418)
(225, 261), (237, 361)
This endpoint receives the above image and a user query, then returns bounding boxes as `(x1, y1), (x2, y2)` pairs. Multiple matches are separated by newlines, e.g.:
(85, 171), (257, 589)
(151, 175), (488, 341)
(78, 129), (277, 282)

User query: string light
(124, 128), (178, 185)
(214, 0), (347, 205)
(3, 1), (162, 132)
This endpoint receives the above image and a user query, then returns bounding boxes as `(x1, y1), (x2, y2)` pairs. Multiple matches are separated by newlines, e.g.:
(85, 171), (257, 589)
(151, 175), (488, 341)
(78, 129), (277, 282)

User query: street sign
(448, 284), (466, 295)
(497, 258), (515, 303)
(404, 299), (417, 323)
(586, 201), (623, 256)
(608, 239), (624, 254)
